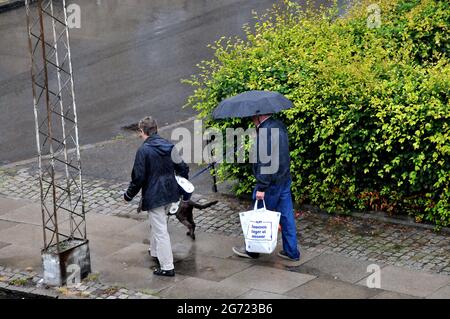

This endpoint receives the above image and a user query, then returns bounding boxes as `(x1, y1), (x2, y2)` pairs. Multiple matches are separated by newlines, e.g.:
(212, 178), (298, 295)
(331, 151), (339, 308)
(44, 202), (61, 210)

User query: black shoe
(153, 268), (175, 277)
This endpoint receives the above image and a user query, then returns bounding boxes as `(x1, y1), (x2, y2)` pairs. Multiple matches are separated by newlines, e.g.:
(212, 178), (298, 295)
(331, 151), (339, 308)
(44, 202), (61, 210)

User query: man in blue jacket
(124, 116), (189, 276)
(233, 114), (301, 261)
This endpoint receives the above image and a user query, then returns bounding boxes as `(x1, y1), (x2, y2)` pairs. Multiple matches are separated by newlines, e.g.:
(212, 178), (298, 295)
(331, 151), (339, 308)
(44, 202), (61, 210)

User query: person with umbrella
(213, 91), (301, 261)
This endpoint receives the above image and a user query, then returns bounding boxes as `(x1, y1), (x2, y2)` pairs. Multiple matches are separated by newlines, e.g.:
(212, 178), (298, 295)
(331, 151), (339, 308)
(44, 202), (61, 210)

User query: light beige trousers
(148, 205), (174, 271)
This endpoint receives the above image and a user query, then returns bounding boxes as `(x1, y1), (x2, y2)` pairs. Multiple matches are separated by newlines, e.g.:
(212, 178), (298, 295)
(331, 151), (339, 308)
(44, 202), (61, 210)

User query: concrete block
(42, 239), (91, 287)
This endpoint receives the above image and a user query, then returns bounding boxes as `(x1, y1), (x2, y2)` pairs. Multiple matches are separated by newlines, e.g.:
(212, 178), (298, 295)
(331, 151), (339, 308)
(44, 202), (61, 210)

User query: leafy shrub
(184, 0), (450, 227)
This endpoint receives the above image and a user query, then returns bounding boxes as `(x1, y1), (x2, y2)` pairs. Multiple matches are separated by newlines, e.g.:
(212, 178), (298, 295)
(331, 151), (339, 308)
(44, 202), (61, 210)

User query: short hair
(138, 116), (158, 136)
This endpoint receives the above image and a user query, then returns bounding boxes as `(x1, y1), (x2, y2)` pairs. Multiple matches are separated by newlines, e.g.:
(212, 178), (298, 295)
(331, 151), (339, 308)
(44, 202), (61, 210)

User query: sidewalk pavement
(0, 195), (449, 299)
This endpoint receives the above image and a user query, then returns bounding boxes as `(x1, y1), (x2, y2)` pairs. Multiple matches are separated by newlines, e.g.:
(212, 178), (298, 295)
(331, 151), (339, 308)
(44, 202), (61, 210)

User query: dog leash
(189, 162), (216, 181)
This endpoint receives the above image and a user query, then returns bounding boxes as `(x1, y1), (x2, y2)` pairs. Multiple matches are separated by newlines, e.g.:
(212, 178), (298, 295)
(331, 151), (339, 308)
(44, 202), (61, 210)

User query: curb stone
(0, 0), (24, 14)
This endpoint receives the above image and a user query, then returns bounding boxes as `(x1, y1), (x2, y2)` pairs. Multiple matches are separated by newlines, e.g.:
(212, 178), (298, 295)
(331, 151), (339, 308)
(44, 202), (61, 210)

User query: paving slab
(87, 235), (132, 258)
(301, 253), (376, 283)
(0, 241), (10, 250)
(83, 213), (141, 237)
(113, 219), (150, 243)
(229, 246), (322, 270)
(92, 257), (185, 292)
(174, 255), (252, 282)
(104, 242), (154, 269)
(220, 265), (316, 294)
(188, 232), (244, 259)
(159, 277), (250, 299)
(286, 277), (380, 299)
(0, 220), (19, 231)
(237, 289), (296, 299)
(172, 240), (196, 261)
(125, 223), (241, 261)
(371, 291), (420, 299)
(0, 197), (32, 216)
(0, 223), (43, 249)
(356, 266), (450, 298)
(425, 285), (450, 299)
(113, 218), (193, 244)
(0, 203), (43, 225)
(0, 244), (42, 270)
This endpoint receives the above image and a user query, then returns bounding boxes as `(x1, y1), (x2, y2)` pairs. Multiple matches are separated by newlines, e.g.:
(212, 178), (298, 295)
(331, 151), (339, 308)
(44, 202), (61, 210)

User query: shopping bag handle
(254, 199), (266, 211)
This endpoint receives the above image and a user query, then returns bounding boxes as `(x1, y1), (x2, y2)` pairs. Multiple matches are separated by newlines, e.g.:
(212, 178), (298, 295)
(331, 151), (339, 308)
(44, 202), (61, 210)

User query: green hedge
(184, 0), (450, 227)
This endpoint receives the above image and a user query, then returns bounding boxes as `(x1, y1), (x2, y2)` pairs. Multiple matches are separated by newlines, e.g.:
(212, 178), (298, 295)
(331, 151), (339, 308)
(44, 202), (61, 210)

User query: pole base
(42, 239), (91, 287)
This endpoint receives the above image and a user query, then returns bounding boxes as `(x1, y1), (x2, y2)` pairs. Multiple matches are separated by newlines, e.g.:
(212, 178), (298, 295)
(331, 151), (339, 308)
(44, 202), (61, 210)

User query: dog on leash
(138, 197), (218, 241)
(175, 199), (218, 240)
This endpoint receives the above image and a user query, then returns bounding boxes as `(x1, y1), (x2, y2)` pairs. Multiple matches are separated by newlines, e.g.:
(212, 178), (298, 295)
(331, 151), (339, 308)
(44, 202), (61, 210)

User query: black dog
(175, 199), (218, 240)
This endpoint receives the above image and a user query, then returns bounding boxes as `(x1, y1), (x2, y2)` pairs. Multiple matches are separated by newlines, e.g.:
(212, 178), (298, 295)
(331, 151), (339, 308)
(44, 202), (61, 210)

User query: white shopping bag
(239, 200), (281, 254)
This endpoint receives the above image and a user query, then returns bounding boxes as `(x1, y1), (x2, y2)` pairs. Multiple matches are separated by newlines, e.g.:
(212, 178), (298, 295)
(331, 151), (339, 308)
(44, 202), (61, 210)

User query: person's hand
(256, 191), (265, 201)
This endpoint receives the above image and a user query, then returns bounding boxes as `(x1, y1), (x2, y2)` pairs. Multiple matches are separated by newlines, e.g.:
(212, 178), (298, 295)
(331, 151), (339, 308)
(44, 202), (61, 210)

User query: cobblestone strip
(0, 166), (143, 219)
(296, 212), (450, 275)
(0, 266), (158, 299)
(1, 166), (449, 276)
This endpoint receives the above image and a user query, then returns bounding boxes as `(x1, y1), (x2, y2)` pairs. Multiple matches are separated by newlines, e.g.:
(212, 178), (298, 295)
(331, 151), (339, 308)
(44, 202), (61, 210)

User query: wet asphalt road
(0, 0), (310, 165)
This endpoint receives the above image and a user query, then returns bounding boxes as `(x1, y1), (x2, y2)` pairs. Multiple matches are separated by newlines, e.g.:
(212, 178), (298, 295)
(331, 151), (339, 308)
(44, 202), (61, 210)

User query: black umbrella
(212, 90), (294, 119)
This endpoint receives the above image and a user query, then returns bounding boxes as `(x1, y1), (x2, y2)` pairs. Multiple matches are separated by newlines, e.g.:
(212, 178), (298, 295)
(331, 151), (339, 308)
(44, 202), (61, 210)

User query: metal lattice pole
(25, 0), (88, 258)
